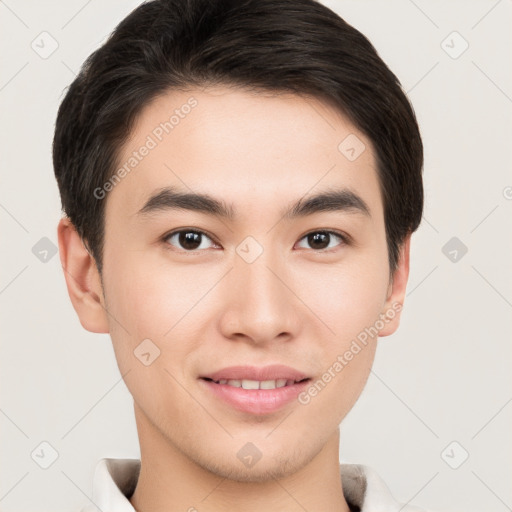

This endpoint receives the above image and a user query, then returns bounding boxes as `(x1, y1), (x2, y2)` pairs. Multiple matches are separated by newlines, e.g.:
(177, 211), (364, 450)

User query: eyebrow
(137, 186), (370, 220)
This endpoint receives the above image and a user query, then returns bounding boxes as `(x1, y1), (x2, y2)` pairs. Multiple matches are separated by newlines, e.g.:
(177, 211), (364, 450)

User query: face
(91, 86), (406, 481)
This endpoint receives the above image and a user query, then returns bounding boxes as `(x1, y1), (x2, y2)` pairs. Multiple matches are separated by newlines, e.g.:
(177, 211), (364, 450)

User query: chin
(200, 458), (301, 483)
(190, 440), (317, 483)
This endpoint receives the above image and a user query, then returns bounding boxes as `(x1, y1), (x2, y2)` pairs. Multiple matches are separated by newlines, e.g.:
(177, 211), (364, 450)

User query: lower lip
(199, 378), (311, 415)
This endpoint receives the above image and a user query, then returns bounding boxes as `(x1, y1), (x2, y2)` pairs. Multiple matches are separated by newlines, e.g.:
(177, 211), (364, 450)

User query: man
(53, 0), (428, 510)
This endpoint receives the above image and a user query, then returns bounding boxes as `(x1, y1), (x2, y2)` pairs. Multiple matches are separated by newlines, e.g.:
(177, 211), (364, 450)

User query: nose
(217, 244), (302, 345)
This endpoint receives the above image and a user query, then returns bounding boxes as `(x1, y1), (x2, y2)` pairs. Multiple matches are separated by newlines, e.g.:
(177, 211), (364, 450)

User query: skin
(58, 86), (411, 512)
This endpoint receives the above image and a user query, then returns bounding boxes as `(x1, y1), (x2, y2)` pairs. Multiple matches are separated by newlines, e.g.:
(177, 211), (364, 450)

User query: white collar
(81, 458), (429, 512)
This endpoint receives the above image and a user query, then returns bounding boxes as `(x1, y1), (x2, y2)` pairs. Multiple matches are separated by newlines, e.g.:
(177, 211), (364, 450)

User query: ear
(57, 217), (109, 333)
(378, 233), (411, 337)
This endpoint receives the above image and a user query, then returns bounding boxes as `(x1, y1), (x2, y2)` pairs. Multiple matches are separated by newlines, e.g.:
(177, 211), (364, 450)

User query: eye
(164, 229), (219, 251)
(295, 230), (347, 251)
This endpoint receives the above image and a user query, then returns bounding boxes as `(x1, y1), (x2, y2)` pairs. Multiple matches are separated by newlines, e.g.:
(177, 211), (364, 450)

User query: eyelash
(162, 228), (350, 253)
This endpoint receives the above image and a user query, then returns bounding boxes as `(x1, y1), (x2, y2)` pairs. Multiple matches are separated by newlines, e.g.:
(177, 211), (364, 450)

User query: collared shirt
(80, 458), (432, 512)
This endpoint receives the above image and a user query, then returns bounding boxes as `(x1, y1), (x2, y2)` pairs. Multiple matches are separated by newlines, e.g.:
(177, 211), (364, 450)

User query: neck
(129, 402), (350, 512)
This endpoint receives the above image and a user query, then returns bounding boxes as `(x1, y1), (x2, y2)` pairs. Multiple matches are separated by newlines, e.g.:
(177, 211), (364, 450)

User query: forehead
(106, 86), (383, 222)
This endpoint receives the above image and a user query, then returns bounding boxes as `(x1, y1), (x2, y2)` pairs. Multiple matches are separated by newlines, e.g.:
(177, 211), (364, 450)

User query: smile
(200, 378), (311, 415)
(203, 377), (308, 389)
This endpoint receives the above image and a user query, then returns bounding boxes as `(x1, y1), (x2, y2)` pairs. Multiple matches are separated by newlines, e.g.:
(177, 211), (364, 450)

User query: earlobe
(378, 234), (411, 337)
(57, 217), (109, 333)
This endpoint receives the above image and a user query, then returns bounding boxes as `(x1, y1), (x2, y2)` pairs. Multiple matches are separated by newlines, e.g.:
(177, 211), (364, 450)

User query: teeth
(241, 379), (259, 390)
(262, 379), (286, 389)
(214, 378), (299, 389)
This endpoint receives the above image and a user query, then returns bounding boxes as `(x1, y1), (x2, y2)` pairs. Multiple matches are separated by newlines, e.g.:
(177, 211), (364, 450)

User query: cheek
(103, 250), (202, 335)
(297, 253), (390, 342)
(102, 249), (223, 373)
(101, 255), (202, 415)
(296, 261), (385, 418)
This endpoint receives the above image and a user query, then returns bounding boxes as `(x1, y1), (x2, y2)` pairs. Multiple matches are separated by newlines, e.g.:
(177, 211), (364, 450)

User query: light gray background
(1, 1), (511, 511)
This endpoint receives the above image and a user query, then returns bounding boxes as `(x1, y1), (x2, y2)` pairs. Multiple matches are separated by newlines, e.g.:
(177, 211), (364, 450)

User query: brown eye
(296, 231), (346, 251)
(165, 230), (216, 251)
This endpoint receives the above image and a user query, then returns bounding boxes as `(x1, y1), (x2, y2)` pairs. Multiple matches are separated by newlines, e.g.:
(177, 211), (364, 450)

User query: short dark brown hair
(53, 0), (423, 276)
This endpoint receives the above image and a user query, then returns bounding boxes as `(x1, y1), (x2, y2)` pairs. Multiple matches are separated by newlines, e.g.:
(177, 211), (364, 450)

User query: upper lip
(200, 365), (310, 382)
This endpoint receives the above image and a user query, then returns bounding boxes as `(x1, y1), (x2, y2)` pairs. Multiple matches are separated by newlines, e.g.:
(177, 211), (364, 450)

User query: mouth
(200, 377), (310, 389)
(198, 365), (312, 415)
